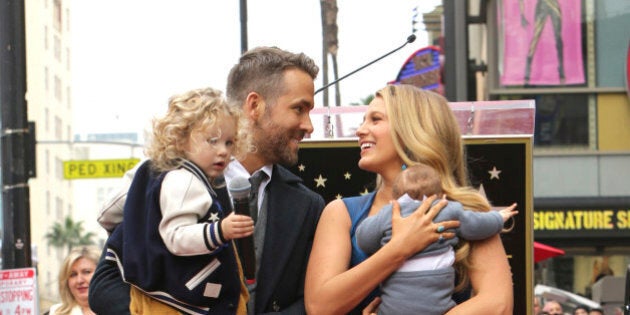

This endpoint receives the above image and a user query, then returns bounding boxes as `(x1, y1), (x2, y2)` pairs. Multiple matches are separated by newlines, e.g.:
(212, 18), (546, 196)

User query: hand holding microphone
(220, 212), (254, 240)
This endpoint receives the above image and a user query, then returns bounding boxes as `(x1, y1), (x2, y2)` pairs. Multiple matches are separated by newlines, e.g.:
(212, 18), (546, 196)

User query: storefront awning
(534, 241), (565, 263)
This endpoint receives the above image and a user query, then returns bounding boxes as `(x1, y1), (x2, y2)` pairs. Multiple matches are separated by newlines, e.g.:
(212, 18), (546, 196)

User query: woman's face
(356, 96), (401, 176)
(67, 257), (96, 305)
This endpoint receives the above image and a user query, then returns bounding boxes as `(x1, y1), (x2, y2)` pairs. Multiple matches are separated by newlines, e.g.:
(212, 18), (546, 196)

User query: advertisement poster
(500, 0), (585, 86)
(0, 268), (39, 315)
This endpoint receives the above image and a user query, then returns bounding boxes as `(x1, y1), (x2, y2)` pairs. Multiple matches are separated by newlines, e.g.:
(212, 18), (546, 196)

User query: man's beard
(253, 119), (302, 167)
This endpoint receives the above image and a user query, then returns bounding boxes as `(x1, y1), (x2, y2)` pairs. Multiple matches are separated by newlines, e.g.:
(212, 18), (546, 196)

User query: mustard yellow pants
(128, 245), (248, 314)
(129, 285), (248, 315)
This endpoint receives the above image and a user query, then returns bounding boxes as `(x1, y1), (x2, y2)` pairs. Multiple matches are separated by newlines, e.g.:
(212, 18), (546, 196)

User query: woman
(49, 246), (100, 315)
(305, 85), (514, 314)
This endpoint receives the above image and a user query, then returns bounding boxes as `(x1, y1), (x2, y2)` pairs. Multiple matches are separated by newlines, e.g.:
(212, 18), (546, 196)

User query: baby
(356, 163), (518, 315)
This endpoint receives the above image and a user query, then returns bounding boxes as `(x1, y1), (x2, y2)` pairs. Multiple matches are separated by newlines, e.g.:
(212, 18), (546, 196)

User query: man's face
(253, 68), (314, 166)
(542, 301), (563, 315)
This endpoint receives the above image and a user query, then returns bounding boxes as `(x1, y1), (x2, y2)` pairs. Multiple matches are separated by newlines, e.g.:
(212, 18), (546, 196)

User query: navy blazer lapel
(256, 165), (309, 309)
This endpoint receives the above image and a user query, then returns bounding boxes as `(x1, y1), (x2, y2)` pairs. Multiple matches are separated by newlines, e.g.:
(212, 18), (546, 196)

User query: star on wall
(314, 174), (327, 188)
(336, 193), (343, 199)
(344, 172), (352, 180)
(298, 164), (306, 172)
(488, 166), (502, 180)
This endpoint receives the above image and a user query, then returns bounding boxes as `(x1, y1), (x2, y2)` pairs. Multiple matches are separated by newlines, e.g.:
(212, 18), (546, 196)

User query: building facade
(425, 0), (630, 310)
(24, 0), (75, 307)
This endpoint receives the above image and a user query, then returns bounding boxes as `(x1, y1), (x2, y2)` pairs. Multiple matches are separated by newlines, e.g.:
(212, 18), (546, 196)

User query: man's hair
(226, 46), (319, 108)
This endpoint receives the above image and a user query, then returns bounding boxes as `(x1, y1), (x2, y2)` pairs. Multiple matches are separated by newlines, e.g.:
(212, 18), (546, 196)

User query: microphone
(227, 176), (256, 282)
(315, 34), (417, 95)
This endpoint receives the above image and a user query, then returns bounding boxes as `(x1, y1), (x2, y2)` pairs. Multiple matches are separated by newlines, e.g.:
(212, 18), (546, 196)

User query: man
(224, 46), (325, 313)
(542, 300), (564, 315)
(89, 47), (325, 314)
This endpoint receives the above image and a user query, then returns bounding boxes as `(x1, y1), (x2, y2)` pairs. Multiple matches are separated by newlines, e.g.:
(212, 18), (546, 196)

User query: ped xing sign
(63, 158), (140, 179)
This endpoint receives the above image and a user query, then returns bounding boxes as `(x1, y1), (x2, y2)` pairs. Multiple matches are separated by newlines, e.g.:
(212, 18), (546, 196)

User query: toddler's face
(185, 115), (237, 179)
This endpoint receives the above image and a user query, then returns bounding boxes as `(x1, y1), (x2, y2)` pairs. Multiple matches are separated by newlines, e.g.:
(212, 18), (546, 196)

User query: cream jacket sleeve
(158, 169), (220, 255)
(97, 163), (137, 232)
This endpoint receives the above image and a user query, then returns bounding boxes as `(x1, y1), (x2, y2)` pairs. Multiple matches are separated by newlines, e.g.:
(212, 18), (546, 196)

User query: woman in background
(49, 246), (100, 315)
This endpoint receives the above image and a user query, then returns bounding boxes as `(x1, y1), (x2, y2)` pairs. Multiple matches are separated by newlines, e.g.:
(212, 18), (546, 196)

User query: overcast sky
(71, 0), (441, 137)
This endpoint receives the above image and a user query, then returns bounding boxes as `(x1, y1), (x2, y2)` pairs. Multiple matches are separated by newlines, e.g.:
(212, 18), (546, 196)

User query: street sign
(0, 268), (39, 315)
(63, 158), (140, 179)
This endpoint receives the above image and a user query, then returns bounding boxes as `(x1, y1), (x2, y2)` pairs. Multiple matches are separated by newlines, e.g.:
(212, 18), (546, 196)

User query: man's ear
(244, 92), (266, 121)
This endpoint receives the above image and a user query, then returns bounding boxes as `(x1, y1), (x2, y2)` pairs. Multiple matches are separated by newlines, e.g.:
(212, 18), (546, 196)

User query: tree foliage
(44, 216), (95, 253)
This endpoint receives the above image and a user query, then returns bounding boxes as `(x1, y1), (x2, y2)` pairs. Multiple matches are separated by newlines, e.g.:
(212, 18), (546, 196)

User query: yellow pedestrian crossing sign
(63, 158), (140, 179)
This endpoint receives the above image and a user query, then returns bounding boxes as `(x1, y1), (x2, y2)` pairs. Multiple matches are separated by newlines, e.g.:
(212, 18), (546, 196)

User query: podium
(289, 100), (535, 315)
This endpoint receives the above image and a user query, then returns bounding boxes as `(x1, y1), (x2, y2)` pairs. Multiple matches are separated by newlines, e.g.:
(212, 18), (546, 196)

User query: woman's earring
(401, 164), (407, 170)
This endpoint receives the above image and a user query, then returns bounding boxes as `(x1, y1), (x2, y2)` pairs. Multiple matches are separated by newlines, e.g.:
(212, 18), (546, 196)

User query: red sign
(0, 268), (39, 315)
(389, 46), (444, 95)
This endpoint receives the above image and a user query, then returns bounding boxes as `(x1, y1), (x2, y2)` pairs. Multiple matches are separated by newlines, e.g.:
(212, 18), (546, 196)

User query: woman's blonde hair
(56, 246), (101, 315)
(377, 84), (493, 291)
(145, 87), (252, 173)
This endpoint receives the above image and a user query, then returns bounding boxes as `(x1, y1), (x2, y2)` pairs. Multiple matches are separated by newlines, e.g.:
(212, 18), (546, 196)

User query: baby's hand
(221, 212), (254, 241)
(499, 203), (518, 222)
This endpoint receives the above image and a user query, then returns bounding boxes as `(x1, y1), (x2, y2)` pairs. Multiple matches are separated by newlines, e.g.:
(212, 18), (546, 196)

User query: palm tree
(320, 0), (340, 107)
(45, 216), (95, 253)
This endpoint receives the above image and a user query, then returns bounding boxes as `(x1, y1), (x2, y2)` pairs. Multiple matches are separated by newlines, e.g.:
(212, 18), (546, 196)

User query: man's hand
(362, 297), (381, 315)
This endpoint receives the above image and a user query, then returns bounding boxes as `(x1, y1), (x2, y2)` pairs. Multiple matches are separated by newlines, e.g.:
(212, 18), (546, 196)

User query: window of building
(45, 108), (49, 131)
(55, 156), (63, 180)
(45, 149), (50, 174)
(55, 196), (62, 218)
(54, 116), (62, 139)
(66, 48), (70, 70)
(53, 35), (61, 61)
(44, 25), (48, 50)
(54, 75), (61, 101)
(53, 0), (62, 32)
(66, 86), (71, 108)
(46, 271), (51, 295)
(44, 67), (49, 91)
(497, 94), (591, 147)
(46, 190), (50, 215)
(65, 8), (70, 32)
(594, 1), (630, 88)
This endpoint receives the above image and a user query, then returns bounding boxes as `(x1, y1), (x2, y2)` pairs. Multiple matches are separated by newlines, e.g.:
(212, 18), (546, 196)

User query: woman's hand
(387, 195), (460, 258)
(220, 212), (254, 240)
